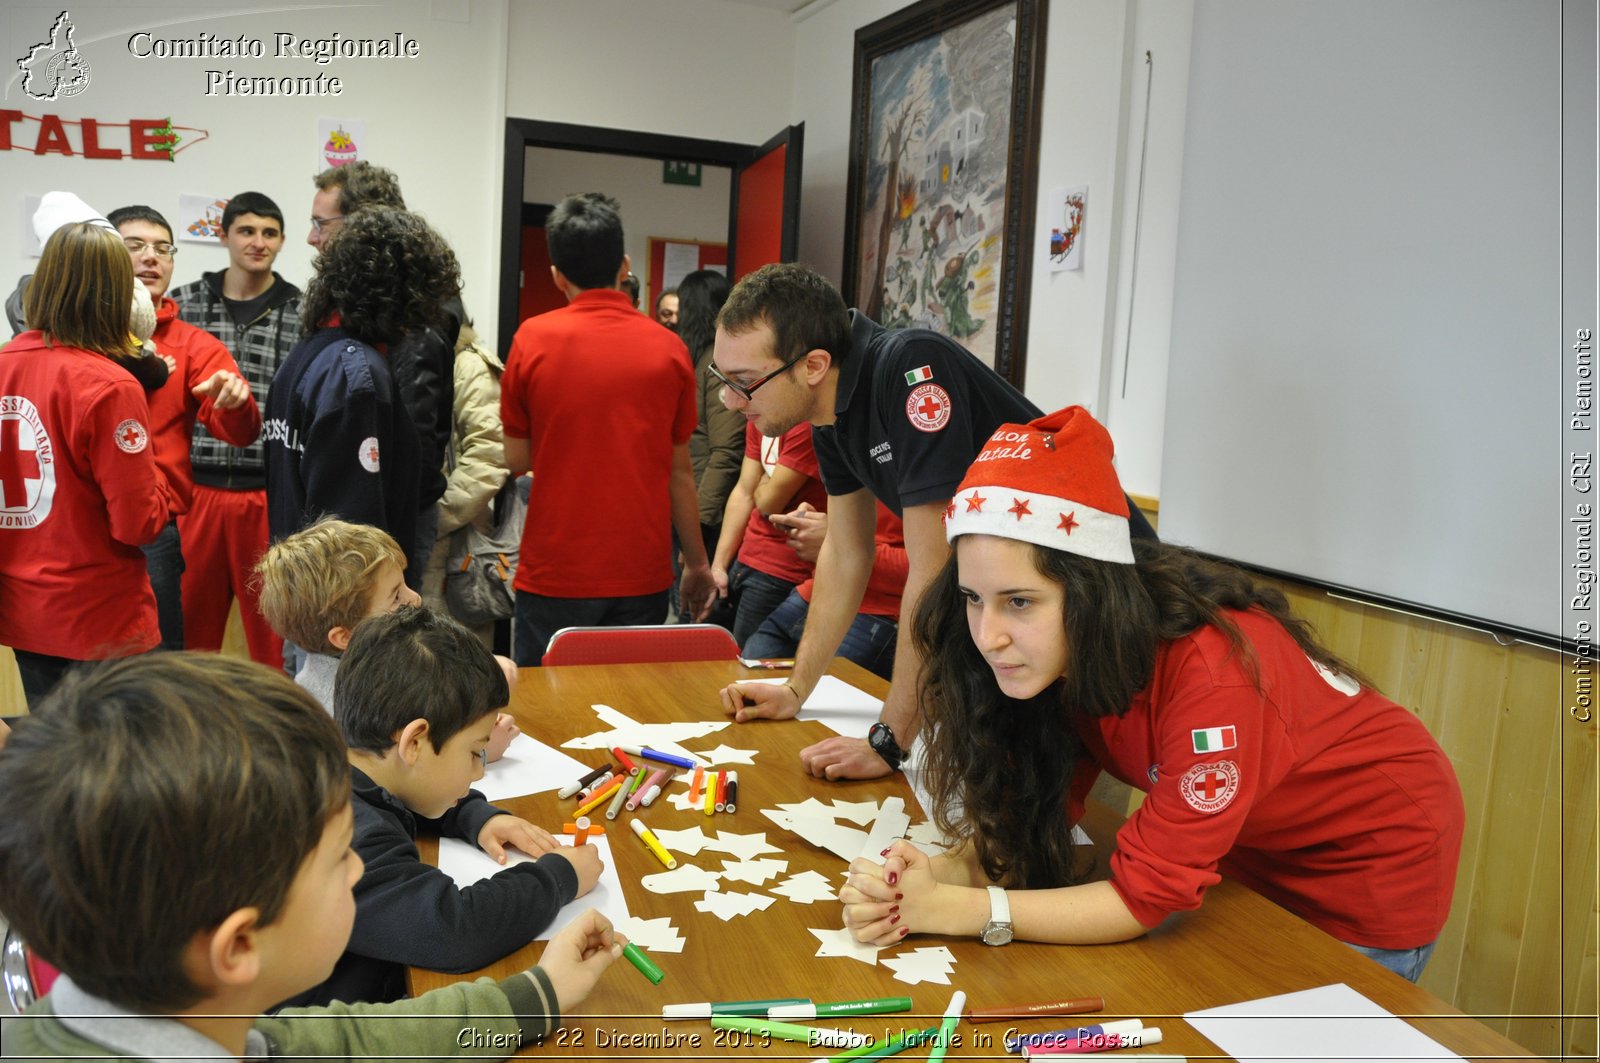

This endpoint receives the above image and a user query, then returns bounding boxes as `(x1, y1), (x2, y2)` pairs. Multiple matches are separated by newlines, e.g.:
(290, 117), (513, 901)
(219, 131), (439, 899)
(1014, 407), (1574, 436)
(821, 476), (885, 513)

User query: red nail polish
(895, 893), (903, 900)
(880, 847), (891, 856)
(889, 905), (900, 915)
(898, 925), (910, 937)
(889, 913), (900, 924)
(888, 872), (898, 886)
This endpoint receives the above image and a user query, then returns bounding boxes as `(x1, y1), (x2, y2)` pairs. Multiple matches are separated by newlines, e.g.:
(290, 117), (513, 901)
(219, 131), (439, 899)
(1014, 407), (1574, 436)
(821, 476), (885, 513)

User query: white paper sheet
(435, 835), (630, 941)
(1185, 983), (1464, 1063)
(742, 675), (884, 736)
(476, 733), (593, 802)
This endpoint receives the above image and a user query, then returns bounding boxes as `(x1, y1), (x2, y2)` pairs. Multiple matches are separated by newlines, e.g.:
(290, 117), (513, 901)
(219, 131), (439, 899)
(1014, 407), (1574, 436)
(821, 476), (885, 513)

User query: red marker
(714, 769), (730, 811)
(611, 746), (640, 775)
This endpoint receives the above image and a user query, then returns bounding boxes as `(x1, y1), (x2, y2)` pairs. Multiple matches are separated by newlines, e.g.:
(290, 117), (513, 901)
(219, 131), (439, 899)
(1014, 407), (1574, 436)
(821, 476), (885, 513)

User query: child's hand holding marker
(838, 839), (936, 945)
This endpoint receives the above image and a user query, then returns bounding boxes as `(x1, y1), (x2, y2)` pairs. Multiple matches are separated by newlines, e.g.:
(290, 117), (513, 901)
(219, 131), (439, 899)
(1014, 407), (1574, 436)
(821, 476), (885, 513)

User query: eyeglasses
(123, 238), (176, 259)
(709, 348), (811, 401)
(309, 215), (345, 234)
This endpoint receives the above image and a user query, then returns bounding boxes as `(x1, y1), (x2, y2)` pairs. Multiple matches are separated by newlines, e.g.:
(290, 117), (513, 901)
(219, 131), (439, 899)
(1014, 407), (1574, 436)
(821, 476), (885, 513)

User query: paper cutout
(653, 825), (713, 855)
(436, 835), (629, 940)
(477, 732), (593, 802)
(808, 925), (884, 965)
(694, 889), (776, 921)
(614, 915), (686, 953)
(562, 703), (726, 766)
(859, 797), (911, 864)
(828, 799), (882, 826)
(703, 829), (782, 861)
(698, 744), (758, 766)
(881, 945), (957, 986)
(762, 801), (872, 863)
(641, 863), (723, 894)
(1186, 983), (1464, 1063)
(771, 870), (838, 904)
(718, 857), (788, 885)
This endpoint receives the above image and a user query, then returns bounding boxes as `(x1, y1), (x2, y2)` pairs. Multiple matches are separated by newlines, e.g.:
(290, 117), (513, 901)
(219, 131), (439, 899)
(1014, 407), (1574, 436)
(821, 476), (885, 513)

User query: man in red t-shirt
(109, 205), (260, 652)
(500, 193), (713, 664)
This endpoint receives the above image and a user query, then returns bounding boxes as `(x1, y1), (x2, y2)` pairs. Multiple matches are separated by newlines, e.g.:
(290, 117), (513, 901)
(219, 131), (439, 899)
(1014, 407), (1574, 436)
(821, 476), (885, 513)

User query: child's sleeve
(261, 969), (559, 1058)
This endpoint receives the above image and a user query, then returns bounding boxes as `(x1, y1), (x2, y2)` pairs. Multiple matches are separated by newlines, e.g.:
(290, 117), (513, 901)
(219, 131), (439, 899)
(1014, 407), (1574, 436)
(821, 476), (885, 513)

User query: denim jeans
(742, 589), (899, 680)
(513, 589), (671, 666)
(727, 562), (798, 649)
(140, 520), (184, 651)
(1344, 940), (1437, 983)
(13, 649), (79, 709)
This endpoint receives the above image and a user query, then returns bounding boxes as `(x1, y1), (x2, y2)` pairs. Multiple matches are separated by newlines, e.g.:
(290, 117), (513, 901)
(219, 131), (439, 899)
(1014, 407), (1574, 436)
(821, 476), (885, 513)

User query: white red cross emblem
(1179, 760), (1240, 814)
(358, 436), (381, 473)
(113, 418), (148, 454)
(905, 383), (952, 433)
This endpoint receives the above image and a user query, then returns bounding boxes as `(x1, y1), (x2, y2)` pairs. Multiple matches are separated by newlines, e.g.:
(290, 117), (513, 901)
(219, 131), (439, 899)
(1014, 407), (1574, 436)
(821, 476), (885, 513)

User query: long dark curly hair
(913, 537), (1365, 891)
(301, 209), (461, 347)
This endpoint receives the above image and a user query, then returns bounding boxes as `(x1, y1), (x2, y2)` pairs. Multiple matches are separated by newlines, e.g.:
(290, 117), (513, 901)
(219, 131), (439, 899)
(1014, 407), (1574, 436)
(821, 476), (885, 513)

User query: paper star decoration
(641, 864), (723, 894)
(704, 830), (782, 861)
(719, 858), (788, 886)
(652, 825), (712, 855)
(699, 744), (758, 766)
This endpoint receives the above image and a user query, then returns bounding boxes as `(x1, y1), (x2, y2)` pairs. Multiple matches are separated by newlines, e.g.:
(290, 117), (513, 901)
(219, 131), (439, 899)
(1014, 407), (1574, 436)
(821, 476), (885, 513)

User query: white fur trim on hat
(129, 283), (157, 343)
(32, 191), (114, 246)
(945, 486), (1135, 563)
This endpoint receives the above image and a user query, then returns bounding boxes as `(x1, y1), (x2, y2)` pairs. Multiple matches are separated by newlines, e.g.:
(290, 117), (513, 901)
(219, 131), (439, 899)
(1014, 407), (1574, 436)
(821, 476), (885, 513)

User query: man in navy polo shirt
(712, 263), (1154, 780)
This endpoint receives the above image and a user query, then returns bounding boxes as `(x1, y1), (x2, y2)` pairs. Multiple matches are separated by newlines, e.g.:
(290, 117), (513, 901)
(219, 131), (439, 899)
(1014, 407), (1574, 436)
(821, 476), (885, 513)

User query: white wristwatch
(981, 885), (1013, 946)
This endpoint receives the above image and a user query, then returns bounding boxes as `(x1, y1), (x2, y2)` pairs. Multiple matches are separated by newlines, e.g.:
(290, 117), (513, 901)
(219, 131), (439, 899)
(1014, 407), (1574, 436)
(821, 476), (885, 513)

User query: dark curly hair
(913, 537), (1367, 891)
(301, 209), (461, 346)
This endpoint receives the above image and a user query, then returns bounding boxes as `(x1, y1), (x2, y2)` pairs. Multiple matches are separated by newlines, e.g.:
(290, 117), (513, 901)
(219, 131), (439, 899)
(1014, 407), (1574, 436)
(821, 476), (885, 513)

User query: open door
(728, 123), (803, 281)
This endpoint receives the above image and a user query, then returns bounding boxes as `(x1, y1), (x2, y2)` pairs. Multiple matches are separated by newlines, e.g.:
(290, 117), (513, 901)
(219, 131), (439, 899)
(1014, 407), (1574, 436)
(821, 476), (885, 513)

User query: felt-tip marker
(968, 997), (1105, 1023)
(628, 768), (670, 811)
(724, 770), (739, 812)
(620, 744), (700, 771)
(557, 764), (610, 799)
(630, 818), (677, 869)
(572, 777), (622, 818)
(927, 990), (966, 1063)
(711, 1015), (872, 1049)
(662, 997), (811, 1020)
(1007, 1020), (1144, 1053)
(770, 996), (913, 1020)
(620, 941), (664, 984)
(1019, 1028), (1163, 1057)
(821, 1025), (941, 1063)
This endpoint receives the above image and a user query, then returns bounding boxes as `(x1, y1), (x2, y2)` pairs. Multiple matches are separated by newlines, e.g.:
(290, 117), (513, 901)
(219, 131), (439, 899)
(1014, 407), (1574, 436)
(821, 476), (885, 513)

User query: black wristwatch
(867, 721), (906, 771)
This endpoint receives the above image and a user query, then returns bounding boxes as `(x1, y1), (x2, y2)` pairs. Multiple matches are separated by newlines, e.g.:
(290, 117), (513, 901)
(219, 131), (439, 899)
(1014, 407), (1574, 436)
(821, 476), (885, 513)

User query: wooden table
(412, 659), (1536, 1061)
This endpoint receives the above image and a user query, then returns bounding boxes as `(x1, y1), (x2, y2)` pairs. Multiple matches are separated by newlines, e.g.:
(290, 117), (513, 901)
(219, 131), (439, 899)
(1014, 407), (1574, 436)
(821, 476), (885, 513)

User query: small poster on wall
(317, 118), (365, 171)
(179, 194), (229, 243)
(1042, 185), (1087, 273)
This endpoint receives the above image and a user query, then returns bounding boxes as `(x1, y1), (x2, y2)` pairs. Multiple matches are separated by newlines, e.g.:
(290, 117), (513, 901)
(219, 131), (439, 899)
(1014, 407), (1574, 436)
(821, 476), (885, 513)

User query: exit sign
(663, 160), (702, 187)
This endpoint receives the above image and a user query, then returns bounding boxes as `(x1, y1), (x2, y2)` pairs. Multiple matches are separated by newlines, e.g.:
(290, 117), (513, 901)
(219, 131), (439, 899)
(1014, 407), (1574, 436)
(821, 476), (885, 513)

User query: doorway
(498, 118), (803, 354)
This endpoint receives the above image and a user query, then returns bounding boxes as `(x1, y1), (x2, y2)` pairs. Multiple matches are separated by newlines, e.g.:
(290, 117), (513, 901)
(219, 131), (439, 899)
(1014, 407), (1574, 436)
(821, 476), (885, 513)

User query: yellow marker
(630, 818), (678, 869)
(703, 770), (717, 815)
(573, 777), (622, 818)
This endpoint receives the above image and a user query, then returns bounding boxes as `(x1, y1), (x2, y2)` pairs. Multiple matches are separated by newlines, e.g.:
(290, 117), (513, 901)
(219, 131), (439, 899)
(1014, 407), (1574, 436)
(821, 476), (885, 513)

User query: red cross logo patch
(0, 397), (56, 525)
(1179, 760), (1240, 814)
(358, 436), (381, 473)
(905, 383), (952, 433)
(113, 418), (148, 454)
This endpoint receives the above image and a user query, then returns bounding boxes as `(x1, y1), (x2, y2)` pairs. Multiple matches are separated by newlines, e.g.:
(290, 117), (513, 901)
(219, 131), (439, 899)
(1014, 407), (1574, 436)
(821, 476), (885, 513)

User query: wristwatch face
(982, 922), (1013, 946)
(868, 722), (903, 768)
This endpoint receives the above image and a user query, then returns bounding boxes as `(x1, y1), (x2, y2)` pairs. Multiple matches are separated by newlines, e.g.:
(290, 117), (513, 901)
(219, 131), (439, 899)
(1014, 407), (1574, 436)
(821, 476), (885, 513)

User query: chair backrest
(541, 624), (740, 666)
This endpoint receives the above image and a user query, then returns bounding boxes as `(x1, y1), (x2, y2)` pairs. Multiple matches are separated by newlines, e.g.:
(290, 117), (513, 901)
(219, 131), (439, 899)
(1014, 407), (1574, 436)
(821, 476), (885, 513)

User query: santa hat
(129, 283), (157, 343)
(32, 191), (114, 246)
(943, 405), (1134, 564)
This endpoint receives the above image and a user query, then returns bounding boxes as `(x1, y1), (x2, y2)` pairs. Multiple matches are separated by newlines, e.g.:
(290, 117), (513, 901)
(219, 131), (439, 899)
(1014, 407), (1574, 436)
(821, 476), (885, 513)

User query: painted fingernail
(888, 872), (898, 886)
(889, 905), (899, 915)
(880, 847), (891, 856)
(898, 925), (910, 937)
(889, 913), (900, 924)
(895, 892), (904, 900)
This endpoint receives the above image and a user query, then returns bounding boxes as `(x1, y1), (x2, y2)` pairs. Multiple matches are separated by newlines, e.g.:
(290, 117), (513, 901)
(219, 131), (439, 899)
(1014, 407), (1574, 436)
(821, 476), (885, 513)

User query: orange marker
(570, 816), (593, 845)
(574, 778), (622, 818)
(689, 764), (705, 803)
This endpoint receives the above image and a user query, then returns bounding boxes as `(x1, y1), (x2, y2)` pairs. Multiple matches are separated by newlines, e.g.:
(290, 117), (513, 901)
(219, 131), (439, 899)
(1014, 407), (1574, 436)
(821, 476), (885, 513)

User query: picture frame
(841, 0), (1047, 387)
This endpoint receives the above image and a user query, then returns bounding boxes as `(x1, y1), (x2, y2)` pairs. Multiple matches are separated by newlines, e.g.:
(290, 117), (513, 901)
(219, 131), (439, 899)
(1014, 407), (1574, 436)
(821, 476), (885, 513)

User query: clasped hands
(839, 839), (942, 945)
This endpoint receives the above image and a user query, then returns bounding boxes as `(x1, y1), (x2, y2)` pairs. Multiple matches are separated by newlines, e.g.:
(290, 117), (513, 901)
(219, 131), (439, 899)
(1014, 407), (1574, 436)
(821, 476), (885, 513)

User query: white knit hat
(943, 405), (1135, 563)
(32, 191), (114, 245)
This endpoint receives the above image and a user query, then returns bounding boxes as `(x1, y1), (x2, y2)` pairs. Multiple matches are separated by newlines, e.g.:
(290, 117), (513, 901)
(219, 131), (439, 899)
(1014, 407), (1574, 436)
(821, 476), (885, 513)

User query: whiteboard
(1161, 0), (1564, 640)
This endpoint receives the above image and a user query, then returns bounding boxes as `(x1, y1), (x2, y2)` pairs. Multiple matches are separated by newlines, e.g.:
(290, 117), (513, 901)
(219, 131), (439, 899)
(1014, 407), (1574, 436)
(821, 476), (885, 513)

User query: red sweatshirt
(0, 332), (173, 658)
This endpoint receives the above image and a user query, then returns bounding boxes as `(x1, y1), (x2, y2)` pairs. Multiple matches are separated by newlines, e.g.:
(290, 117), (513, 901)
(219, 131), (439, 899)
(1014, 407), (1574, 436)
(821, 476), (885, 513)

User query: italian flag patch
(1191, 725), (1237, 754)
(904, 365), (934, 385)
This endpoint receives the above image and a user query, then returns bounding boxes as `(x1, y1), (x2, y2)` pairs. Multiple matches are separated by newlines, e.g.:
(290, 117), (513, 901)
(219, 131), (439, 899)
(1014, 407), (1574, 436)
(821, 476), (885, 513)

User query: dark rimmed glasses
(709, 348), (810, 401)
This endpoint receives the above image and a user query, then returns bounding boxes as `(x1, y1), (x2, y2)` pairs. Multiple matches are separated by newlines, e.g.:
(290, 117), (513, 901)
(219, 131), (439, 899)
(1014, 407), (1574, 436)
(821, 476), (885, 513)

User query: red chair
(3, 926), (60, 1010)
(541, 624), (740, 666)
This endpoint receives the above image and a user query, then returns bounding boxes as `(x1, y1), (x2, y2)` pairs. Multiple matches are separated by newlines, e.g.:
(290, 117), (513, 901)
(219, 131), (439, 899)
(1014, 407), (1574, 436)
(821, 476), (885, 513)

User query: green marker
(620, 941), (663, 984)
(711, 1015), (871, 1050)
(769, 996), (914, 1020)
(663, 997), (810, 1020)
(927, 990), (967, 1063)
(825, 1025), (941, 1063)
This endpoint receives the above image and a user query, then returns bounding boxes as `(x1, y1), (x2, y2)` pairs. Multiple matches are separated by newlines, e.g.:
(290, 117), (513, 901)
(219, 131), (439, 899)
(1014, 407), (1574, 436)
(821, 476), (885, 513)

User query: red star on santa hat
(1008, 497), (1032, 520)
(965, 491), (987, 513)
(1058, 511), (1079, 534)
